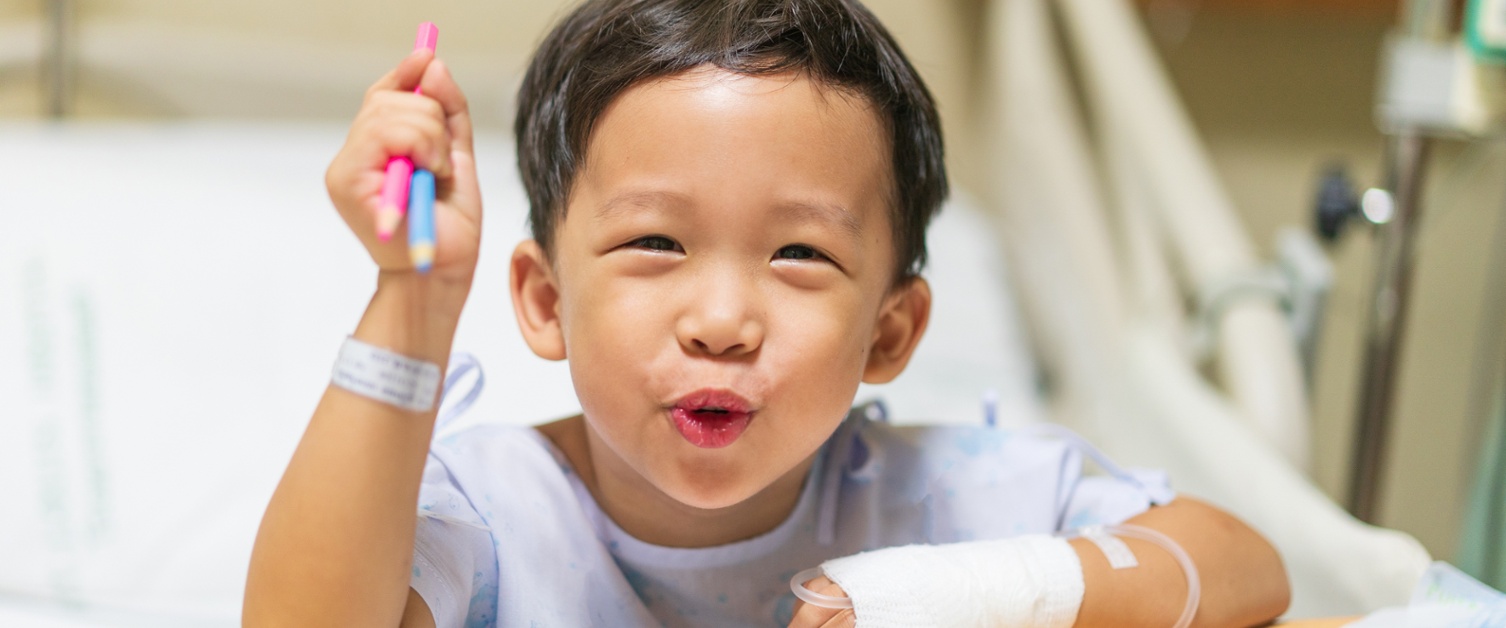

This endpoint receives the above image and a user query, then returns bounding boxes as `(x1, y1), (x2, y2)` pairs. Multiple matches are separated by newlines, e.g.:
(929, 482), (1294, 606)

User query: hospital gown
(409, 403), (1170, 627)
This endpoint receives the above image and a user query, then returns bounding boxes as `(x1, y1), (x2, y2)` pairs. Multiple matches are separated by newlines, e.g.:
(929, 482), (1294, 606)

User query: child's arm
(1071, 496), (1290, 627)
(242, 49), (479, 627)
(792, 496), (1289, 628)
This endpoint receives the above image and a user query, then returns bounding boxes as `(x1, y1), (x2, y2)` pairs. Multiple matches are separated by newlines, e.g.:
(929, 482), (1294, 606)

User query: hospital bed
(0, 0), (1432, 624)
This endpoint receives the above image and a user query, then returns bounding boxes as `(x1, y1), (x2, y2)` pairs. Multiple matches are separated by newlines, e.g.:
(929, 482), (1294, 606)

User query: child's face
(512, 67), (929, 512)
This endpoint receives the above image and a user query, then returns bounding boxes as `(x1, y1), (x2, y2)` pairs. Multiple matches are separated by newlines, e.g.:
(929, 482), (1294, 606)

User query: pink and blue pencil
(375, 22), (440, 246)
(407, 169), (436, 273)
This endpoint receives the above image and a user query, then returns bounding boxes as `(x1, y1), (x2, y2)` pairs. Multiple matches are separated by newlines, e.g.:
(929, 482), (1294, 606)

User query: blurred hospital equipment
(1305, 0), (1506, 524)
(0, 0), (1450, 624)
(982, 0), (1430, 618)
(1306, 0), (1506, 590)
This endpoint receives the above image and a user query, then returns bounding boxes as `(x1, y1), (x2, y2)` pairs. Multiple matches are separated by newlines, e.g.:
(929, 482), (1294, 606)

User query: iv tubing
(1090, 524), (1202, 628)
(790, 567), (854, 609)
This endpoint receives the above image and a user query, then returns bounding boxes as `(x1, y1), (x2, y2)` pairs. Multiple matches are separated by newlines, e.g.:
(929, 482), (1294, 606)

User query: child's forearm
(244, 272), (468, 627)
(1073, 497), (1290, 628)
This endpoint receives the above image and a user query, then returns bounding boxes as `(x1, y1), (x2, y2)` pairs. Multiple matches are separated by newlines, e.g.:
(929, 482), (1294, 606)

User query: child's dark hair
(515, 0), (948, 284)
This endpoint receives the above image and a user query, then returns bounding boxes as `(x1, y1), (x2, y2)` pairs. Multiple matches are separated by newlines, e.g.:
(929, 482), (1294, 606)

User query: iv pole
(43, 0), (73, 118)
(1348, 134), (1430, 522)
(1346, 0), (1454, 523)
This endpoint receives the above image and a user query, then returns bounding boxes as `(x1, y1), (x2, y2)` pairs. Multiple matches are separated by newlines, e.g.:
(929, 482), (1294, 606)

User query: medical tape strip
(1080, 526), (1138, 570)
(331, 336), (442, 413)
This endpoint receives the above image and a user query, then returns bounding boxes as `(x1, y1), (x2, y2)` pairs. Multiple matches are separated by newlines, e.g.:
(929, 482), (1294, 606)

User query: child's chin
(659, 472), (766, 511)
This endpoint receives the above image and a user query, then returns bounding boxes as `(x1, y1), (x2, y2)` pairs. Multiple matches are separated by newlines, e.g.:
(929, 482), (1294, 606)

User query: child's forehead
(598, 66), (884, 141)
(580, 66), (892, 189)
(641, 65), (871, 104)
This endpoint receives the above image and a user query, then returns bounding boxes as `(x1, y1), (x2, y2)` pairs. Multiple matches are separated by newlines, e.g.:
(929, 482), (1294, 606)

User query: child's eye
(630, 236), (682, 252)
(774, 245), (822, 261)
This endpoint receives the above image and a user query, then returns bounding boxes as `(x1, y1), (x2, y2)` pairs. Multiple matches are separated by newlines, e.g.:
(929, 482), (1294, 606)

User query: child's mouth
(669, 390), (754, 449)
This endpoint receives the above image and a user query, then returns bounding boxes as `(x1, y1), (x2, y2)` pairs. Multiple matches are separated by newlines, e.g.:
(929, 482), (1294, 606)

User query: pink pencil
(376, 22), (440, 241)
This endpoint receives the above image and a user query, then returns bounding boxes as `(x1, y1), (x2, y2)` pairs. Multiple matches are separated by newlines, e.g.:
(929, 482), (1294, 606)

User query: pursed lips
(668, 388), (757, 449)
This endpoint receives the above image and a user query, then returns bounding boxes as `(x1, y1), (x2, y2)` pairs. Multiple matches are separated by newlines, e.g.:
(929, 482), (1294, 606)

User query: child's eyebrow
(595, 190), (864, 240)
(772, 200), (864, 240)
(594, 190), (690, 223)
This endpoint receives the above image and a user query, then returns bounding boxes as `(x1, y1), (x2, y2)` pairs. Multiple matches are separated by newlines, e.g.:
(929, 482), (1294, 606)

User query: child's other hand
(326, 49), (482, 283)
(789, 575), (855, 628)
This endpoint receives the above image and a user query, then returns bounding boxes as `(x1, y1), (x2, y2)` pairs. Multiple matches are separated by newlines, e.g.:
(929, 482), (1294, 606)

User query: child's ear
(510, 240), (567, 361)
(862, 276), (931, 384)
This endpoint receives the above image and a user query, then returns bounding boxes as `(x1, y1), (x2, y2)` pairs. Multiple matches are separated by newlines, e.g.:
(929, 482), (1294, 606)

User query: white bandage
(331, 336), (442, 412)
(819, 535), (1084, 628)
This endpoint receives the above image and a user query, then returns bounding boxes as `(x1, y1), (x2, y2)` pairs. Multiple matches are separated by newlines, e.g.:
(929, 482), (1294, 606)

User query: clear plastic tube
(790, 567), (853, 609)
(787, 525), (1200, 627)
(1099, 524), (1201, 628)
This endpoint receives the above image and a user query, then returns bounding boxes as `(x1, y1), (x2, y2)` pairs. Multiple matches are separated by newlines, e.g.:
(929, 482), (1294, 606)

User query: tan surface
(1278, 618), (1361, 628)
(1137, 0), (1397, 16)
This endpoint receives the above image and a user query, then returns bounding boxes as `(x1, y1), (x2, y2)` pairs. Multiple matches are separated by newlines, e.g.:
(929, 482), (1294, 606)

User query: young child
(244, 0), (1291, 626)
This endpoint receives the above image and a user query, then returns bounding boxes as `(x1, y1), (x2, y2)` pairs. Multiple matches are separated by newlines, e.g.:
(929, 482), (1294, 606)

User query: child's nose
(675, 275), (765, 358)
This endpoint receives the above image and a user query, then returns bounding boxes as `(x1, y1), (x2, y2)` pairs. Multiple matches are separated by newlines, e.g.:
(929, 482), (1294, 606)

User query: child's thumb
(366, 49), (433, 97)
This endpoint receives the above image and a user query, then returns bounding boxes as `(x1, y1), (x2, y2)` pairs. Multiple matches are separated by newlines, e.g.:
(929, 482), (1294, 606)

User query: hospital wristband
(331, 336), (442, 412)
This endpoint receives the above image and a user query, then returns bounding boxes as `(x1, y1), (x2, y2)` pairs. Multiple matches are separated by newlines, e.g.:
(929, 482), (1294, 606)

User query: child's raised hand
(326, 49), (482, 283)
(788, 576), (854, 628)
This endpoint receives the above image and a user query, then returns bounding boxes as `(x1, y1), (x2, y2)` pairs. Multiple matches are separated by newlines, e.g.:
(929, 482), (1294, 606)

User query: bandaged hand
(815, 535), (1085, 628)
(789, 575), (855, 628)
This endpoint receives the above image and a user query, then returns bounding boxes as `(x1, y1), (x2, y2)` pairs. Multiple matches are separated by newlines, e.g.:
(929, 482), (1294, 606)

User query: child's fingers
(346, 118), (443, 181)
(325, 49), (482, 277)
(438, 144), (483, 224)
(820, 611), (855, 627)
(787, 577), (850, 628)
(365, 49), (435, 98)
(354, 92), (453, 177)
(788, 603), (848, 628)
(363, 88), (446, 124)
(384, 111), (453, 178)
(416, 60), (474, 157)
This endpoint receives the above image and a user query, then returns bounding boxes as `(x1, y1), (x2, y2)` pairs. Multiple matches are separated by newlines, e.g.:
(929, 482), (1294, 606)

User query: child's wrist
(376, 269), (472, 313)
(353, 271), (470, 365)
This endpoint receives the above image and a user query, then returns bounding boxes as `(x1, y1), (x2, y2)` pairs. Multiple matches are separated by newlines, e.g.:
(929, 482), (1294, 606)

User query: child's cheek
(769, 291), (873, 394)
